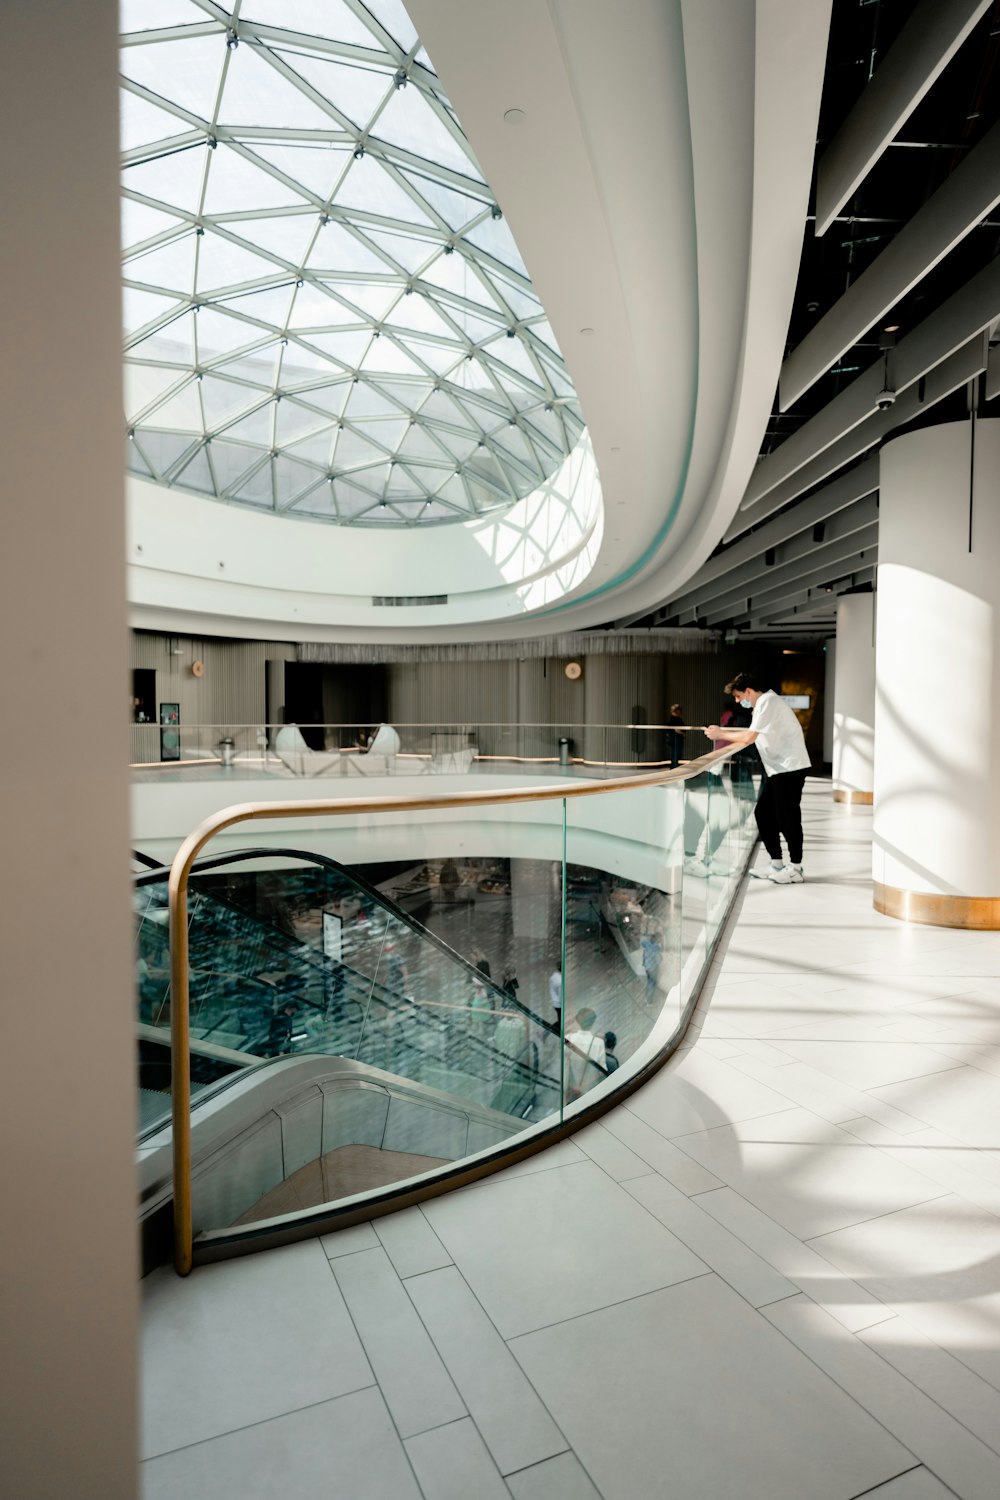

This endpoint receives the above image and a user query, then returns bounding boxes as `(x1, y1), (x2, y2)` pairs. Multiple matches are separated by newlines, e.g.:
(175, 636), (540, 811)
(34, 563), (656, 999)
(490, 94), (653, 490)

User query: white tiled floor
(142, 788), (1000, 1498)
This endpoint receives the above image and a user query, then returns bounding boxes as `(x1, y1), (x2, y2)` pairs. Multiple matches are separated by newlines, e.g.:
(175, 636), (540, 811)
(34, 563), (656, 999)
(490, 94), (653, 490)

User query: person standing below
(565, 1007), (607, 1098)
(548, 962), (563, 1027)
(705, 672), (811, 883)
(667, 704), (685, 769)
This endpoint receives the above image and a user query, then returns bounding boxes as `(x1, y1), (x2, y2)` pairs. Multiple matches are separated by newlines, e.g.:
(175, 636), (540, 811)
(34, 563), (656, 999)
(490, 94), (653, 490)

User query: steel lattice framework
(121, 0), (584, 526)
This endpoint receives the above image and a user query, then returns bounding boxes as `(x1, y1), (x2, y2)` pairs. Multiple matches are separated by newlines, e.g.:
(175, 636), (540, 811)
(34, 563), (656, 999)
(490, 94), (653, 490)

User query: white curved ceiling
(128, 0), (833, 641)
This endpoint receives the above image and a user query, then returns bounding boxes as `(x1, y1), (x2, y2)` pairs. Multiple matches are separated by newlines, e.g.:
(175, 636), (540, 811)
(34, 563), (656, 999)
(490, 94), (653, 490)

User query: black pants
(755, 769), (807, 864)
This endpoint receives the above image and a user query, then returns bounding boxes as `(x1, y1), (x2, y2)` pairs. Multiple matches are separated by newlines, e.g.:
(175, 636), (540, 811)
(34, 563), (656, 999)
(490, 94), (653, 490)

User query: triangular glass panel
(485, 272), (541, 319)
(215, 347), (282, 387)
(121, 1), (203, 31)
(253, 144), (351, 203)
(146, 380), (204, 432)
(387, 466), (423, 497)
(275, 399), (330, 444)
(335, 428), (389, 467)
(333, 157), (434, 225)
(200, 374), (262, 429)
(386, 295), (462, 339)
(397, 425), (451, 462)
(466, 452), (511, 498)
(522, 406), (566, 456)
(126, 438), (154, 478)
(135, 429), (199, 477)
(494, 373), (539, 411)
(176, 445), (215, 494)
(123, 142), (208, 215)
(219, 403), (274, 445)
(436, 473), (471, 508)
(275, 53), (391, 130)
(203, 145), (306, 214)
(429, 428), (478, 463)
(299, 328), (373, 367)
(398, 169), (486, 230)
(535, 350), (575, 398)
(366, 376), (431, 410)
(352, 461), (391, 493)
(417, 389), (469, 426)
(337, 282), (402, 320)
(352, 416), (408, 450)
(288, 482), (338, 518)
(219, 44), (339, 131)
(120, 89), (190, 153)
(437, 304), (504, 342)
(494, 426), (540, 475)
(218, 284), (295, 329)
(307, 225), (389, 275)
(234, 460), (275, 507)
(290, 381), (351, 417)
(194, 306), (263, 360)
(241, 1), (379, 47)
(335, 482), (377, 517)
(362, 228), (438, 274)
(196, 232), (282, 293)
(285, 427), (337, 466)
(419, 252), (495, 308)
(280, 341), (338, 379)
(373, 86), (473, 177)
(360, 0), (418, 51)
(289, 282), (361, 328)
(342, 382), (405, 419)
(402, 338), (462, 376)
(234, 213), (317, 265)
(275, 454), (322, 502)
(120, 35), (225, 122)
(121, 197), (186, 251)
(130, 309), (197, 365)
(208, 440), (263, 492)
(463, 214), (528, 275)
(483, 334), (543, 387)
(525, 318), (562, 358)
(126, 232), (197, 295)
(360, 338), (425, 375)
(123, 286), (184, 339)
(124, 362), (186, 421)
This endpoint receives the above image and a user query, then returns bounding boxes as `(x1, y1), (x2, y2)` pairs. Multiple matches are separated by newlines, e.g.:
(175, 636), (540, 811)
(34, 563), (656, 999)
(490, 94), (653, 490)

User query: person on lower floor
(705, 671), (811, 884)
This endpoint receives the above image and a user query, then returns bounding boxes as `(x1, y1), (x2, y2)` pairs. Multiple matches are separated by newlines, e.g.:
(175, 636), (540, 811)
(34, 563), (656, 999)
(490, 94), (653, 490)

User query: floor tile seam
(623, 1099), (803, 1150)
(857, 1319), (1000, 1463)
(139, 1383), (380, 1465)
(325, 1246), (467, 1471)
(799, 1188), (958, 1251)
(687, 1183), (902, 1317)
(403, 1407), (520, 1492)
(835, 1125), (1000, 1207)
(400, 1246), (578, 1467)
(844, 1463), (935, 1500)
(760, 1300), (963, 1474)
(504, 1267), (717, 1346)
(374, 1207), (453, 1281)
(865, 1304), (1000, 1415)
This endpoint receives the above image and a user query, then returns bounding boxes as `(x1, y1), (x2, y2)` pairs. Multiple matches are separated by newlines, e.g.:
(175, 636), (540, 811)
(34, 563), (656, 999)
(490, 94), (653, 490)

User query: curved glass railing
(141, 746), (759, 1272)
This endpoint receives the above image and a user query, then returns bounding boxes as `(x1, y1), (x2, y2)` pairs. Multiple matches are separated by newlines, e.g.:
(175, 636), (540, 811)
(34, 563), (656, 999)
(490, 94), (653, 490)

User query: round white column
(833, 593), (875, 803)
(873, 420), (1000, 927)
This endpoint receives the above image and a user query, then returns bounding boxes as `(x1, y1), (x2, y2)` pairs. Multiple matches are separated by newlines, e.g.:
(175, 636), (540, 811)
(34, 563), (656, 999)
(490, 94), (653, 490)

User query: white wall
(874, 422), (1000, 897)
(0, 6), (138, 1495)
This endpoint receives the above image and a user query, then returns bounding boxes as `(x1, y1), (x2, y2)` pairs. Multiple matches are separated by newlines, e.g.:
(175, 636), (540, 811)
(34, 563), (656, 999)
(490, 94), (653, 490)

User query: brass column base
(874, 881), (1000, 930)
(833, 788), (873, 805)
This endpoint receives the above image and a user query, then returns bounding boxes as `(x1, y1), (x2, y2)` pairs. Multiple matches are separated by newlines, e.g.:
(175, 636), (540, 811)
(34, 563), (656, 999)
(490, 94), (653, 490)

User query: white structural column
(0, 5), (138, 1498)
(833, 594), (875, 803)
(873, 420), (1000, 926)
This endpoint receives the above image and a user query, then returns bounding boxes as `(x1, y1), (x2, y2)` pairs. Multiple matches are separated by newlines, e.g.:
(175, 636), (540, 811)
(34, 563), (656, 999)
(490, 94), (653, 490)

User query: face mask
(739, 698), (752, 710)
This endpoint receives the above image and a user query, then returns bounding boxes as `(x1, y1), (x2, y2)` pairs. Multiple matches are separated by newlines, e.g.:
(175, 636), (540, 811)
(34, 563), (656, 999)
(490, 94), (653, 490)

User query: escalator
(134, 847), (606, 1263)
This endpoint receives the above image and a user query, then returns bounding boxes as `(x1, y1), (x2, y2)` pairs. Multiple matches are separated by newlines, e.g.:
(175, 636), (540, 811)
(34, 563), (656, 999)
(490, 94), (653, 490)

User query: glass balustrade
(134, 744), (760, 1269)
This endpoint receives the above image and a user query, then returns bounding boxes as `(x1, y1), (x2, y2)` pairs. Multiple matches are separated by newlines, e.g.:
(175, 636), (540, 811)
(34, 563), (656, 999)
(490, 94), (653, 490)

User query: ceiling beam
(815, 0), (991, 236)
(727, 334), (984, 540)
(781, 117), (1000, 408)
(694, 526), (879, 625)
(672, 497), (878, 618)
(745, 568), (875, 628)
(745, 253), (1000, 514)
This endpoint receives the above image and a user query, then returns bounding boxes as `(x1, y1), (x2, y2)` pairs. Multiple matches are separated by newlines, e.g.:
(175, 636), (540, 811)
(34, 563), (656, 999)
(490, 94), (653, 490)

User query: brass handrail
(168, 744), (737, 1274)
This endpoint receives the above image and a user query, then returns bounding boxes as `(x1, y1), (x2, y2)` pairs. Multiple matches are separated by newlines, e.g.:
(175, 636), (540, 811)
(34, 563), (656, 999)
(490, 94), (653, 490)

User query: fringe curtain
(296, 630), (719, 665)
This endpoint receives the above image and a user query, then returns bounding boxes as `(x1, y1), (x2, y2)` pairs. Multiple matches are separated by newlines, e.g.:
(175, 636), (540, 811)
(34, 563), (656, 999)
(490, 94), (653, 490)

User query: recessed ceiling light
(503, 108), (526, 125)
(580, 327), (595, 336)
(884, 323), (900, 332)
(610, 445), (620, 452)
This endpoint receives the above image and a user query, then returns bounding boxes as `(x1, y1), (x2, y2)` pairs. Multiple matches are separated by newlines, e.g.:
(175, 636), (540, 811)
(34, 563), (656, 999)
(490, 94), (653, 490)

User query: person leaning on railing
(705, 671), (811, 885)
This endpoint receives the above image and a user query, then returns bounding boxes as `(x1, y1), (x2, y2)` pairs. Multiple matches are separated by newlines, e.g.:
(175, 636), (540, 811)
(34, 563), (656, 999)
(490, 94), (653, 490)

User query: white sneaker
(706, 857), (731, 876)
(684, 856), (710, 878)
(768, 864), (804, 884)
(750, 861), (783, 880)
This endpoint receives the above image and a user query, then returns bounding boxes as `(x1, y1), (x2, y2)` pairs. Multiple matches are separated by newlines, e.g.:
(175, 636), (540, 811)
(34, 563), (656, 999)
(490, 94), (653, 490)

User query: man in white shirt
(705, 672), (812, 884)
(565, 1007), (607, 1096)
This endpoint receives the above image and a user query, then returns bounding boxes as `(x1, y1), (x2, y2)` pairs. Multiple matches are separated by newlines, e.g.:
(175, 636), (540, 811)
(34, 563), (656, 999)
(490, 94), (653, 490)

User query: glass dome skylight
(121, 0), (584, 525)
